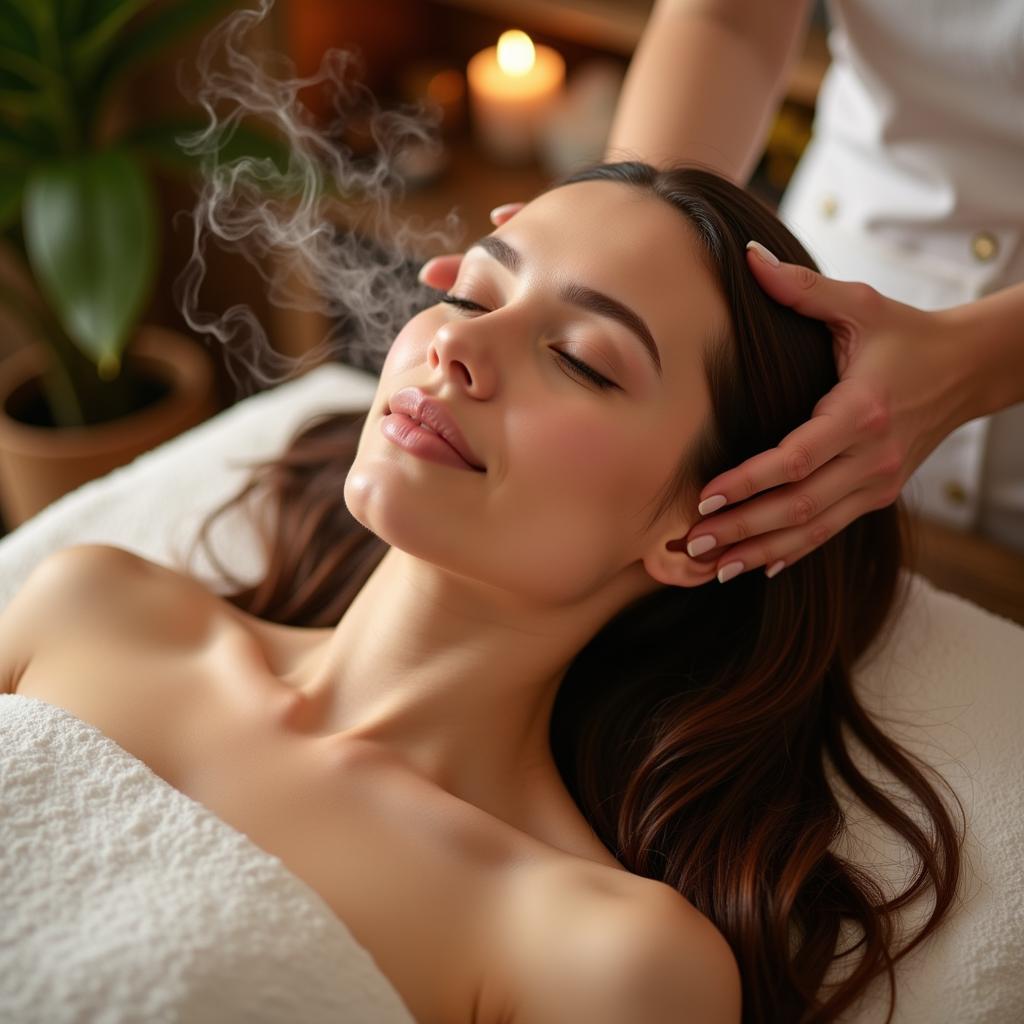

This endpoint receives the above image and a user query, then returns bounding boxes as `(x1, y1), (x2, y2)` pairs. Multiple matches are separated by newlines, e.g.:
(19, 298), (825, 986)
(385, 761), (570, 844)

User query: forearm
(942, 280), (1024, 424)
(604, 0), (813, 183)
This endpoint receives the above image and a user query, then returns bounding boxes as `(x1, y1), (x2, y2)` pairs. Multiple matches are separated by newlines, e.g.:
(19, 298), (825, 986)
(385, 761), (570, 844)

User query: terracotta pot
(0, 325), (217, 530)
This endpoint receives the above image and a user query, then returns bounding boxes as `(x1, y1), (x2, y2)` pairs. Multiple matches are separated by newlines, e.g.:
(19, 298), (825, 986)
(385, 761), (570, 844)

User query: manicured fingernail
(698, 494), (727, 516)
(718, 561), (744, 584)
(490, 203), (519, 221)
(746, 240), (780, 267)
(765, 560), (786, 579)
(417, 259), (437, 285)
(686, 535), (717, 558)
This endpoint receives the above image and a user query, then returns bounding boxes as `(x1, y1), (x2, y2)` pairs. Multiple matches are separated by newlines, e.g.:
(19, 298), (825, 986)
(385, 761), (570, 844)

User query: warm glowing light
(466, 28), (565, 163)
(496, 30), (536, 77)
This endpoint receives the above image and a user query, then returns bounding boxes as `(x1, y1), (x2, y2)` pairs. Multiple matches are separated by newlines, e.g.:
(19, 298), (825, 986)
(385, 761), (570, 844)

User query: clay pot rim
(0, 325), (214, 457)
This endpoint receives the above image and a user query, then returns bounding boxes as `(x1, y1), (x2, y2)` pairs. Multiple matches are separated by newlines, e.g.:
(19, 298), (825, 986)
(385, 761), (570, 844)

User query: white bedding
(0, 361), (1021, 1022)
(0, 693), (418, 1024)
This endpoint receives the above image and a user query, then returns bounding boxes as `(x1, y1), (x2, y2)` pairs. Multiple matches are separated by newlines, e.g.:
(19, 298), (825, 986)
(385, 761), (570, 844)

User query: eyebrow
(466, 235), (663, 377)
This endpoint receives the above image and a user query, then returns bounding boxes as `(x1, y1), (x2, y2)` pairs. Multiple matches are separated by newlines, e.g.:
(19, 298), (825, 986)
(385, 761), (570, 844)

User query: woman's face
(345, 180), (730, 605)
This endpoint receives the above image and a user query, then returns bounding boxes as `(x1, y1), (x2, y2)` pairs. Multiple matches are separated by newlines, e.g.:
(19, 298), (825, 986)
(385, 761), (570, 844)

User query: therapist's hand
(685, 241), (971, 582)
(417, 202), (525, 290)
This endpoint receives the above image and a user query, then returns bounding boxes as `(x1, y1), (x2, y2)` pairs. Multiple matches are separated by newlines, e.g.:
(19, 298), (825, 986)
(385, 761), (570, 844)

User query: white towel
(0, 692), (418, 1024)
(829, 571), (1024, 1023)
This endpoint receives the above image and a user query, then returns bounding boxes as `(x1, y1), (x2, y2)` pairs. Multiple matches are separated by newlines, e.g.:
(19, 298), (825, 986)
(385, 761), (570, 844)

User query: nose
(428, 314), (499, 397)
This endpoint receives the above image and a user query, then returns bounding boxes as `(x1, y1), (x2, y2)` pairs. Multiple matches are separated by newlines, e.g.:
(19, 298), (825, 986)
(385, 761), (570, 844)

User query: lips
(386, 388), (486, 472)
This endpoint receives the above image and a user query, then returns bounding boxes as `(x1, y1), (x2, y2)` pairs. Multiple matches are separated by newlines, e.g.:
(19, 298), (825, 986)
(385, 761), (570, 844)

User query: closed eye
(437, 293), (619, 391)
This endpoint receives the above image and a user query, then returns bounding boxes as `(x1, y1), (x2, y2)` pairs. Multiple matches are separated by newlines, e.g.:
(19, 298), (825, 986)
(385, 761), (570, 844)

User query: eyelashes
(437, 292), (618, 391)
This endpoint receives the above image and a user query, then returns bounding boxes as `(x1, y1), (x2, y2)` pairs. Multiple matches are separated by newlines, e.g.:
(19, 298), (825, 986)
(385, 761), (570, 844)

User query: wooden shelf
(431, 0), (652, 54)
(909, 514), (1024, 627)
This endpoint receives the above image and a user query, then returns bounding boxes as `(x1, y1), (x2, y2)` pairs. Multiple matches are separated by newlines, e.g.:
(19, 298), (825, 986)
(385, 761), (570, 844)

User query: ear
(641, 522), (721, 588)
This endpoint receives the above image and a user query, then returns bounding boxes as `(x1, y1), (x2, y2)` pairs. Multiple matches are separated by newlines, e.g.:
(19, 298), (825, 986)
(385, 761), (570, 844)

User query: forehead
(483, 180), (730, 377)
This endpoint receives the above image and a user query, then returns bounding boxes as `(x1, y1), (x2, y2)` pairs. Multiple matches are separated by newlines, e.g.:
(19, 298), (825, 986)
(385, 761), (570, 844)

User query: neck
(288, 546), (657, 826)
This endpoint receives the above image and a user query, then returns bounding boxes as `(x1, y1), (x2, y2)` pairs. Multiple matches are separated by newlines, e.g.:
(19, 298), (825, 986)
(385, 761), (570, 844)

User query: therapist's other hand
(685, 241), (969, 583)
(417, 202), (525, 290)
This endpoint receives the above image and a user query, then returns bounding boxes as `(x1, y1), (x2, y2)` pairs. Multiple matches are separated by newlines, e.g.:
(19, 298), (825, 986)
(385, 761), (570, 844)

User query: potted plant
(0, 0), (287, 529)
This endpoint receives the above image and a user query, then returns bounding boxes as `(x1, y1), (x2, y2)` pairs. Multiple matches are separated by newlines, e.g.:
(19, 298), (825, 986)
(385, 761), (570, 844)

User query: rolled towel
(0, 694), (417, 1024)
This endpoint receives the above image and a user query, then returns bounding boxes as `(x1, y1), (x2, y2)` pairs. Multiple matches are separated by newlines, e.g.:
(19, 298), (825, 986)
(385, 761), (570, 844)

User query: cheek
(381, 314), (435, 377)
(509, 406), (655, 525)
(487, 409), (657, 599)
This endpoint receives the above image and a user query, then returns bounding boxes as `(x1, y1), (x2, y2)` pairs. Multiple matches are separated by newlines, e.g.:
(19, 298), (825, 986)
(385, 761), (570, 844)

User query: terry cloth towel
(827, 571), (1024, 1022)
(0, 693), (418, 1024)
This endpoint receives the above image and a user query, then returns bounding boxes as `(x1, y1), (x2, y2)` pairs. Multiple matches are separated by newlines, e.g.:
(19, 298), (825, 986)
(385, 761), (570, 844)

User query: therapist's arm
(943, 281), (1024, 424)
(604, 0), (815, 183)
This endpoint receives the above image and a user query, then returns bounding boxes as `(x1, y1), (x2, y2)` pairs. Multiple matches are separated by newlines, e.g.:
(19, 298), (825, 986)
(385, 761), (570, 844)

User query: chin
(342, 465), (382, 537)
(342, 464), (432, 553)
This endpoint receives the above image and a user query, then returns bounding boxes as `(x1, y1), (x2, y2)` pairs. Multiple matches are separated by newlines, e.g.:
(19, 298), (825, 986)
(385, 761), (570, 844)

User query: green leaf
(0, 43), (52, 87)
(0, 2), (40, 59)
(124, 115), (292, 178)
(0, 163), (26, 230)
(0, 113), (57, 158)
(0, 85), (49, 117)
(0, 138), (33, 163)
(69, 0), (148, 85)
(91, 0), (238, 98)
(22, 148), (157, 369)
(55, 0), (89, 41)
(78, 0), (138, 31)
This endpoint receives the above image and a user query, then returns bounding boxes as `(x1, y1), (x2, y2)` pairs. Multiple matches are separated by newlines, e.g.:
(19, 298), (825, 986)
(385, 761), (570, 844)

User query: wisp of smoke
(170, 0), (465, 398)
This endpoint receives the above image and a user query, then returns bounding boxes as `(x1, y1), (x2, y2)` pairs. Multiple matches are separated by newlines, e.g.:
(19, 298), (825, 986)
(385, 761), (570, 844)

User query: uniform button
(944, 480), (968, 505)
(820, 194), (839, 219)
(971, 231), (999, 262)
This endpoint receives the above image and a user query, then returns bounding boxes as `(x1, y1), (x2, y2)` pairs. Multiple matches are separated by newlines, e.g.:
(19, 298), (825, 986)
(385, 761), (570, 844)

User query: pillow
(0, 362), (378, 605)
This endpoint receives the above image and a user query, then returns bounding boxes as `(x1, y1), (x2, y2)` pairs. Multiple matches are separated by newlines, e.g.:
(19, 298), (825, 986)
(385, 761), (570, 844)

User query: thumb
(745, 240), (874, 325)
(417, 252), (463, 291)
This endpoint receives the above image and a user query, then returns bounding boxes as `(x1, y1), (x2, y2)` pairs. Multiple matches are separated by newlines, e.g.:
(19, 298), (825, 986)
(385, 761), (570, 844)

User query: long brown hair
(187, 163), (964, 1022)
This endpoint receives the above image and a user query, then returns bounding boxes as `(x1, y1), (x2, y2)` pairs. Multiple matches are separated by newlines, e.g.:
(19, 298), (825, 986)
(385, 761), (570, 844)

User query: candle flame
(496, 30), (536, 77)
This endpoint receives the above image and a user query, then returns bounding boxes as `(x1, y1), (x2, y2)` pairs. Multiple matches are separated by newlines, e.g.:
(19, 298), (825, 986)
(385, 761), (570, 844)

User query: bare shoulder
(16, 542), (147, 585)
(11, 543), (156, 612)
(501, 862), (741, 1024)
(0, 544), (186, 694)
(0, 545), (115, 692)
(606, 879), (742, 1024)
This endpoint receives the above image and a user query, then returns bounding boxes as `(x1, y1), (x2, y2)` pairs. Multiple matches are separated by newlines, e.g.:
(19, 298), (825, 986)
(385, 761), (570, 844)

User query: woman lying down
(0, 162), (964, 1024)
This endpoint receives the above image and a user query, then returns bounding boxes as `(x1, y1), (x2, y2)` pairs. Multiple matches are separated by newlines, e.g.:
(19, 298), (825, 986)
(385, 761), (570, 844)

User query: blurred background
(0, 0), (831, 392)
(0, 0), (1019, 623)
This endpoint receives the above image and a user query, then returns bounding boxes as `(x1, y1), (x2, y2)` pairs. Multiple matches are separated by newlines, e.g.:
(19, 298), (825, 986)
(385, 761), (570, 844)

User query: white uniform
(778, 0), (1024, 554)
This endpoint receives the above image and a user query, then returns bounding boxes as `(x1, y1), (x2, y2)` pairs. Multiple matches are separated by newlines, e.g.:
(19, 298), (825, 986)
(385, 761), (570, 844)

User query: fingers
(708, 485), (888, 581)
(745, 241), (882, 325)
(490, 202), (525, 224)
(417, 201), (526, 290)
(695, 380), (867, 520)
(690, 447), (860, 558)
(418, 252), (462, 291)
(688, 389), (905, 577)
(685, 449), (898, 581)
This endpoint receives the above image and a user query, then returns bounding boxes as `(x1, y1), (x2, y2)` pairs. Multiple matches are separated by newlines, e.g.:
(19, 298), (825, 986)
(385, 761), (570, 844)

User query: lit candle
(466, 29), (566, 165)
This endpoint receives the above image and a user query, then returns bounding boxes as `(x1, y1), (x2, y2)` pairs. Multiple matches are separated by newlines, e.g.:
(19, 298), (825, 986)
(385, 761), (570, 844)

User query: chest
(14, 600), (522, 1024)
